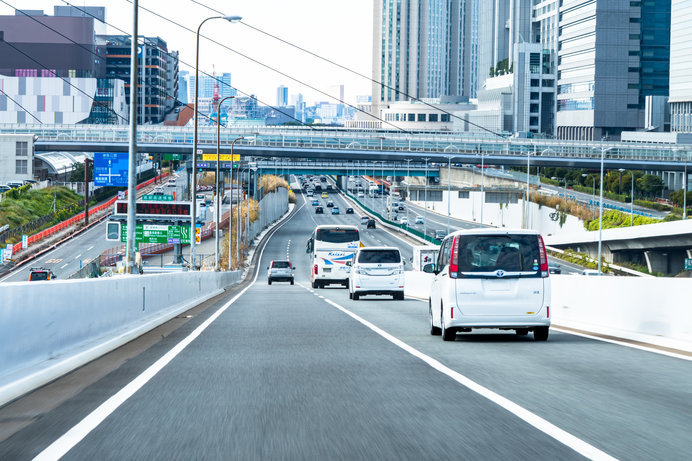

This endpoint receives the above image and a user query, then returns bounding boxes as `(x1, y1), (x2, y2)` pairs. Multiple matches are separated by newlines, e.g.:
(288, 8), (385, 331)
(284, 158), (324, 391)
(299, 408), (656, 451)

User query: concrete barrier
(0, 270), (240, 407)
(404, 272), (692, 352)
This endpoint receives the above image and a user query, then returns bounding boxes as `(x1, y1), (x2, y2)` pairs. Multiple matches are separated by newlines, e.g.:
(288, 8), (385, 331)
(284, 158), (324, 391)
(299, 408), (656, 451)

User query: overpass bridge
(1, 124), (690, 172)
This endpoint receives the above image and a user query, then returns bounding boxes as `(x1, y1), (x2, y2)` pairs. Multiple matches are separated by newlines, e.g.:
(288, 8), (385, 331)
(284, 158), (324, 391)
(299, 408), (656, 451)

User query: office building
(0, 134), (34, 185)
(669, 0), (692, 132)
(277, 85), (288, 107)
(188, 72), (234, 101)
(178, 70), (189, 105)
(103, 35), (179, 124)
(372, 0), (473, 115)
(556, 0), (671, 140)
(53, 5), (107, 34)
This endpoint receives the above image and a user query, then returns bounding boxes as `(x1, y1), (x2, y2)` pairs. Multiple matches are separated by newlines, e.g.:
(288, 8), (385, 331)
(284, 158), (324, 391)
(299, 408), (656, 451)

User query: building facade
(669, 0), (692, 132)
(0, 134), (34, 185)
(556, 0), (671, 140)
(276, 85), (288, 107)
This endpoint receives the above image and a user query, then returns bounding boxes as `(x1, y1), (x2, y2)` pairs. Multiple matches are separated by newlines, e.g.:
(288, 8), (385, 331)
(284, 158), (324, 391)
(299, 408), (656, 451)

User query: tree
(637, 174), (665, 198)
(69, 161), (93, 182)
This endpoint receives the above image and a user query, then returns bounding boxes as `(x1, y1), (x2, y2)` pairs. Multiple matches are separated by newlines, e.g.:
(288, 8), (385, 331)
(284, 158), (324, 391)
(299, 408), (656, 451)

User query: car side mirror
(346, 261), (352, 267)
(266, 266), (270, 270)
(422, 263), (436, 274)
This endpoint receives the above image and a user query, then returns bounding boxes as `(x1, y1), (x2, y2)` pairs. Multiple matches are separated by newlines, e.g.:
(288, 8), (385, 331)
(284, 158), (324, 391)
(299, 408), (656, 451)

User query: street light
(190, 14), (242, 270)
(423, 157), (430, 238)
(404, 158), (412, 226)
(684, 151), (688, 220)
(582, 173), (596, 221)
(215, 95), (235, 270)
(478, 147), (485, 225)
(593, 145), (614, 274)
(524, 145), (536, 229)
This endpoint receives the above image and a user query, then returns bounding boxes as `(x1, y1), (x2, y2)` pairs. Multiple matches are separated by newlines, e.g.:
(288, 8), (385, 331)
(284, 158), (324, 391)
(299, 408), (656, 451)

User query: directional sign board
(201, 154), (240, 162)
(197, 162), (239, 170)
(141, 194), (174, 201)
(94, 152), (129, 187)
(163, 154), (181, 161)
(114, 200), (191, 219)
(686, 258), (692, 271)
(119, 223), (191, 244)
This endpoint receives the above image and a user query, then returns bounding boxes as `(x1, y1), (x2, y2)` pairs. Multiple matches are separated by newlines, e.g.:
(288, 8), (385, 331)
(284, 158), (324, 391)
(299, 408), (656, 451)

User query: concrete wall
(0, 270), (240, 406)
(404, 272), (692, 352)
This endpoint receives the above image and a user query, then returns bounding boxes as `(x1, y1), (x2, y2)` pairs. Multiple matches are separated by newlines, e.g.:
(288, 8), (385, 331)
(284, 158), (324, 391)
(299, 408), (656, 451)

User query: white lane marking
(74, 254), (81, 260)
(87, 246), (94, 251)
(34, 196), (300, 461)
(317, 293), (618, 461)
(60, 264), (68, 269)
(551, 327), (692, 362)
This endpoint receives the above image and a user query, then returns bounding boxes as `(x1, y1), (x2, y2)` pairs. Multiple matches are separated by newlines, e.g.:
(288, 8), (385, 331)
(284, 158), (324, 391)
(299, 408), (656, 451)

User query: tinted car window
(272, 261), (290, 268)
(357, 250), (401, 264)
(29, 271), (49, 281)
(316, 229), (359, 243)
(456, 234), (540, 276)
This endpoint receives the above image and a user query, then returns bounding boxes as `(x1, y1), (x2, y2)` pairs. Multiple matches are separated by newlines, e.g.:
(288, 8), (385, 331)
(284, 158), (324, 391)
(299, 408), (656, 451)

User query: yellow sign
(201, 154), (240, 162)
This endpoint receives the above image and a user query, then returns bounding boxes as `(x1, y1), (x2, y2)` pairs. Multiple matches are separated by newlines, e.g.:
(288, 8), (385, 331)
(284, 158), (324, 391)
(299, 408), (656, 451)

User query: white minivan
(348, 247), (405, 300)
(424, 229), (551, 341)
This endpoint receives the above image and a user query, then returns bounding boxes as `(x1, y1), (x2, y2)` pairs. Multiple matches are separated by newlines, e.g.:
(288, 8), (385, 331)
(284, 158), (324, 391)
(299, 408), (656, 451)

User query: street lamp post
(524, 145), (535, 229)
(125, 0), (139, 273)
(215, 95), (234, 270)
(630, 172), (635, 226)
(593, 145), (613, 274)
(479, 148), (485, 225)
(228, 136), (243, 270)
(190, 14), (242, 271)
(405, 159), (412, 226)
(447, 155), (452, 235)
(423, 157), (429, 238)
(684, 152), (688, 220)
(582, 173), (596, 221)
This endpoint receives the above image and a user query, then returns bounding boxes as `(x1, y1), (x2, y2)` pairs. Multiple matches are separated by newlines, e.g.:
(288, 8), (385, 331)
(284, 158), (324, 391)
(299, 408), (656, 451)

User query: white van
(424, 229), (551, 341)
(348, 247), (405, 300)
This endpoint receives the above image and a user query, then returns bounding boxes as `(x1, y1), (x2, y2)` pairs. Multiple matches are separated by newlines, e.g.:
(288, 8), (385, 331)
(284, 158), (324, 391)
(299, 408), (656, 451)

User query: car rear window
(316, 229), (359, 243)
(358, 249), (401, 264)
(29, 272), (49, 281)
(456, 234), (540, 277)
(272, 261), (290, 268)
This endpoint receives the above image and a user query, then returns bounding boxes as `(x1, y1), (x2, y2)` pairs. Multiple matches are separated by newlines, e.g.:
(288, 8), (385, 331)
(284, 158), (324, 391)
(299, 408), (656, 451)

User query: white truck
(411, 245), (440, 271)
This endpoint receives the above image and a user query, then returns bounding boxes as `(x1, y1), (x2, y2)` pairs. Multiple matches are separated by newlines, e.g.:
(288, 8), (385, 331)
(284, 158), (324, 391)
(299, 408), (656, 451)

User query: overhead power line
(190, 0), (506, 138)
(123, 0), (408, 134)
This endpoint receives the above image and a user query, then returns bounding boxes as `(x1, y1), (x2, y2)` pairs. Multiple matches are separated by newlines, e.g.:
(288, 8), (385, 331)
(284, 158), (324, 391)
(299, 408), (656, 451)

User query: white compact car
(348, 247), (405, 300)
(425, 228), (551, 341)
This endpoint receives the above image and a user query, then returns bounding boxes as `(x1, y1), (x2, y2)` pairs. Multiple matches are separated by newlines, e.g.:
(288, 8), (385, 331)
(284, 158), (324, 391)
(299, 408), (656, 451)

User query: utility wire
(190, 0), (506, 138)
(124, 0), (409, 134)
(59, 0), (310, 129)
(0, 87), (43, 124)
(1, 1), (130, 123)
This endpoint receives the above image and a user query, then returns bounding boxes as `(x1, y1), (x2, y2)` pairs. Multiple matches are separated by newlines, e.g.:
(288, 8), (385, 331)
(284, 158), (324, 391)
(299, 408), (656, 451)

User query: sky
(0, 0), (374, 107)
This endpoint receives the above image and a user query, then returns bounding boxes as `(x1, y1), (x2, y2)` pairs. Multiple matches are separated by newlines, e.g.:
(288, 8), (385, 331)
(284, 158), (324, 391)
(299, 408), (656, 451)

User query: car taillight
(449, 236), (459, 278)
(538, 235), (549, 277)
(314, 264), (318, 275)
(546, 306), (550, 318)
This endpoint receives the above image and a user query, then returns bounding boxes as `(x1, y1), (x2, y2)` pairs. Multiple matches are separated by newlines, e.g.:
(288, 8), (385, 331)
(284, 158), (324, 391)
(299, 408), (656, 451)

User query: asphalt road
(1, 188), (690, 460)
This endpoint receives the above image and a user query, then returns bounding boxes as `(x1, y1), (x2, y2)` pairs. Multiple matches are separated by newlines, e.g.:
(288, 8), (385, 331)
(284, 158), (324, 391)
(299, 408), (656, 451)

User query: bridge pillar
(173, 243), (183, 264)
(644, 251), (670, 274)
(687, 249), (692, 259)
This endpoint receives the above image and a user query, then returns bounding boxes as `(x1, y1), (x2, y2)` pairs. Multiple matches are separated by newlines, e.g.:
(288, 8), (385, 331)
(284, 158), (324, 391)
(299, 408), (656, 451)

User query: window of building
(530, 79), (540, 87)
(628, 83), (639, 89)
(629, 34), (640, 40)
(417, 113), (426, 122)
(542, 80), (554, 87)
(16, 141), (28, 157)
(530, 117), (539, 126)
(458, 191), (470, 199)
(530, 53), (541, 73)
(530, 104), (539, 113)
(429, 113), (438, 122)
(531, 92), (540, 100)
(16, 159), (28, 174)
(441, 114), (450, 122)
(408, 113), (415, 122)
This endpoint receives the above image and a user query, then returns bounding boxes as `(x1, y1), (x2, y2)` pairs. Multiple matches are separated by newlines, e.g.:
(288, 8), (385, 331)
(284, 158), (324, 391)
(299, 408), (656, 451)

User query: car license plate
(323, 268), (331, 273)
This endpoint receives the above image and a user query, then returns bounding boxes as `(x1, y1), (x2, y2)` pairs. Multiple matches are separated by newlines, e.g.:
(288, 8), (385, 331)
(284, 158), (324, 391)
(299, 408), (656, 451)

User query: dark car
(326, 200), (334, 208)
(548, 263), (562, 274)
(315, 206), (324, 214)
(366, 219), (376, 229)
(346, 207), (354, 214)
(29, 267), (56, 281)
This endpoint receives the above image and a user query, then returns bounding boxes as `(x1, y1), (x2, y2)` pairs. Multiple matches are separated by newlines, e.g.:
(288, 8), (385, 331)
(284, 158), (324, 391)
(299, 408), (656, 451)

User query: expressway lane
(2, 188), (690, 460)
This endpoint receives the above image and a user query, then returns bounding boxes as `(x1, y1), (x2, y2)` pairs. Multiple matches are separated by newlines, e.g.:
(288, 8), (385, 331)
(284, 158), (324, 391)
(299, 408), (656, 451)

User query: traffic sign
(195, 224), (201, 244)
(142, 194), (174, 201)
(201, 154), (240, 162)
(22, 234), (28, 249)
(120, 224), (191, 244)
(94, 152), (129, 187)
(685, 258), (692, 271)
(163, 154), (181, 161)
(114, 200), (191, 219)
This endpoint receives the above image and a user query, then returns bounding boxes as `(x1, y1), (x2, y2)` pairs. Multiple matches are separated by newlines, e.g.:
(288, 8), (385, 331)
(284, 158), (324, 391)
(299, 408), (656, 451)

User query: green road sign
(141, 194), (174, 201)
(163, 154), (182, 160)
(120, 224), (191, 244)
(685, 258), (692, 271)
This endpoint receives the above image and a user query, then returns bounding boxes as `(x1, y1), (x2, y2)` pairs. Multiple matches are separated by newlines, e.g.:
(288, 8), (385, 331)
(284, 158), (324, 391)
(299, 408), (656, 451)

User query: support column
(644, 250), (669, 275)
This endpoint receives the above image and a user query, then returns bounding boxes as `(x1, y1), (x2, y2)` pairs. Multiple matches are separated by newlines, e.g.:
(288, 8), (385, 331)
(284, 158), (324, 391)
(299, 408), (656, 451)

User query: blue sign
(94, 152), (129, 187)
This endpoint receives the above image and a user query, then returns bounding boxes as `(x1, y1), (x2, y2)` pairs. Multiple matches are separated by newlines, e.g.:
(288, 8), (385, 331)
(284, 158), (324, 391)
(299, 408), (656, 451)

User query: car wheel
(290, 278), (294, 285)
(311, 280), (318, 289)
(343, 280), (349, 289)
(441, 306), (455, 341)
(534, 327), (549, 341)
(348, 291), (353, 299)
(268, 279), (272, 285)
(353, 292), (359, 300)
(516, 328), (528, 336)
(429, 303), (441, 336)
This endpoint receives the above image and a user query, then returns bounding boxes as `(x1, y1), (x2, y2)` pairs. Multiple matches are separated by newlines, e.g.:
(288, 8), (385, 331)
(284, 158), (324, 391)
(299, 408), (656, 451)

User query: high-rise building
(178, 70), (189, 105)
(669, 0), (691, 132)
(53, 5), (107, 34)
(556, 0), (671, 140)
(277, 85), (288, 107)
(372, 0), (473, 115)
(188, 72), (234, 101)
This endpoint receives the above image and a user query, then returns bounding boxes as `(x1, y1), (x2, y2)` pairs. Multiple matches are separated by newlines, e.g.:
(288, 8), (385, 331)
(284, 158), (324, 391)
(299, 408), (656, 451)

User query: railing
(3, 123), (690, 164)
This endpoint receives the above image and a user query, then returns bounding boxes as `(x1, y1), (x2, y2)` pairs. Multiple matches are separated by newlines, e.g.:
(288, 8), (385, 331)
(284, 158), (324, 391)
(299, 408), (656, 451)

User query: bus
(306, 224), (362, 289)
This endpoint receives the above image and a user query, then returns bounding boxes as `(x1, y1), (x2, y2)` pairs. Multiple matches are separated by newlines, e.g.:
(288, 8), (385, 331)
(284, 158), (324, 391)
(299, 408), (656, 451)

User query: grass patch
(0, 186), (83, 229)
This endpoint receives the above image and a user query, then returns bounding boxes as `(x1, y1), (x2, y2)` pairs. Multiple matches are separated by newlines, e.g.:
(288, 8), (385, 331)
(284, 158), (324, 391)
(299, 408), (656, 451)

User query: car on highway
(400, 216), (408, 225)
(331, 207), (340, 215)
(434, 230), (447, 240)
(357, 191), (365, 198)
(167, 179), (176, 187)
(415, 216), (424, 224)
(0, 185), (11, 193)
(346, 207), (354, 214)
(267, 260), (295, 285)
(360, 216), (370, 225)
(311, 199), (320, 206)
(548, 263), (562, 274)
(315, 206), (324, 214)
(425, 228), (551, 342)
(348, 247), (405, 301)
(326, 200), (334, 207)
(306, 189), (314, 197)
(29, 267), (56, 281)
(321, 192), (329, 198)
(366, 219), (376, 229)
